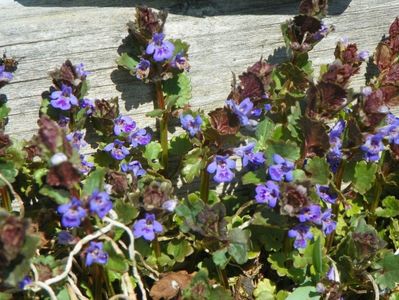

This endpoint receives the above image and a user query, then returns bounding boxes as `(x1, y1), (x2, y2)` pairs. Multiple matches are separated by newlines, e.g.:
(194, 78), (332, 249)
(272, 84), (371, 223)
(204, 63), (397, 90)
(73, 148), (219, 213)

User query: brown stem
(154, 81), (169, 173)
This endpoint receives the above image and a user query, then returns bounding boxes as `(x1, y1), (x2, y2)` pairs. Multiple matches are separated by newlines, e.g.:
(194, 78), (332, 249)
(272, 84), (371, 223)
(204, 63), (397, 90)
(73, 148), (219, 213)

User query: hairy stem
(154, 81), (169, 172)
(200, 168), (210, 203)
(326, 160), (346, 252)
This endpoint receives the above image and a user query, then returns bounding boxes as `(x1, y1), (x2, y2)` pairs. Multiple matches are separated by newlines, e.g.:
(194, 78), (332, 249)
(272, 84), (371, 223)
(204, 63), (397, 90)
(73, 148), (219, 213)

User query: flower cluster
(57, 190), (113, 228)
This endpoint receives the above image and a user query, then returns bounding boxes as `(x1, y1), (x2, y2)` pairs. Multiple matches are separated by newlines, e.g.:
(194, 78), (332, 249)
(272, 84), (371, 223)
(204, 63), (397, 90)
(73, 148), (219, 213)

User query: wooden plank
(1, 0), (399, 139)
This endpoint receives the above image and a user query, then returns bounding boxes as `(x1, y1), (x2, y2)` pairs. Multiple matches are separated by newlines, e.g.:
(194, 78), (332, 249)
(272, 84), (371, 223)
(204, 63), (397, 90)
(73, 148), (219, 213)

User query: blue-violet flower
(146, 33), (175, 62)
(114, 115), (136, 136)
(50, 84), (78, 110)
(85, 241), (108, 266)
(104, 139), (130, 160)
(360, 133), (385, 162)
(121, 160), (146, 177)
(133, 213), (163, 241)
(135, 58), (151, 80)
(207, 155), (236, 183)
(268, 154), (294, 182)
(57, 198), (87, 228)
(255, 181), (280, 207)
(234, 142), (265, 168)
(288, 224), (313, 249)
(315, 184), (337, 204)
(88, 190), (112, 219)
(180, 114), (202, 137)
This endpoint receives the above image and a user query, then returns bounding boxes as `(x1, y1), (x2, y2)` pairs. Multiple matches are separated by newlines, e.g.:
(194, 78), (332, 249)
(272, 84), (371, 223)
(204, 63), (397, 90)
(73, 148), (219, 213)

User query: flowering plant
(1, 1), (399, 299)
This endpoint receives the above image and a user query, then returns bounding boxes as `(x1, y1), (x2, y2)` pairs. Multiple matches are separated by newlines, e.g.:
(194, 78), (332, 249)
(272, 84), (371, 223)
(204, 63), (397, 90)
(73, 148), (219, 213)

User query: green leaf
(253, 278), (276, 300)
(103, 241), (129, 274)
(163, 73), (192, 108)
(114, 199), (138, 223)
(182, 148), (203, 183)
(212, 248), (229, 268)
(169, 134), (192, 156)
(256, 117), (275, 149)
(265, 140), (300, 162)
(56, 288), (70, 300)
(33, 168), (48, 186)
(116, 53), (138, 71)
(375, 196), (399, 218)
(353, 161), (378, 194)
(312, 236), (323, 280)
(228, 228), (250, 264)
(305, 157), (330, 185)
(286, 285), (319, 300)
(170, 39), (190, 56)
(144, 141), (163, 171)
(166, 239), (194, 263)
(82, 168), (106, 196)
(0, 162), (17, 187)
(0, 104), (11, 119)
(39, 186), (70, 204)
(145, 109), (165, 118)
(374, 253), (399, 289)
(242, 170), (265, 185)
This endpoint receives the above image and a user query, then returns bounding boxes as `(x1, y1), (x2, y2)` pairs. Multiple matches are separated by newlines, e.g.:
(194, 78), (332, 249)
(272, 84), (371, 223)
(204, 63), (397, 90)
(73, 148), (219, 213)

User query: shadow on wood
(14, 0), (352, 17)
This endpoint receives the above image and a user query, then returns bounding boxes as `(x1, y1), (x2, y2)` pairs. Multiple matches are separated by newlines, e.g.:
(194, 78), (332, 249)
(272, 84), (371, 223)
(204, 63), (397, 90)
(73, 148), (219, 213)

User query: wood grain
(1, 0), (398, 139)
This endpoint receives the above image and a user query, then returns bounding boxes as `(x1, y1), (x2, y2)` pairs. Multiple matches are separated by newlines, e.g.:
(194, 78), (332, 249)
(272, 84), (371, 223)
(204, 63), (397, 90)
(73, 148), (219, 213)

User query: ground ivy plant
(1, 1), (399, 299)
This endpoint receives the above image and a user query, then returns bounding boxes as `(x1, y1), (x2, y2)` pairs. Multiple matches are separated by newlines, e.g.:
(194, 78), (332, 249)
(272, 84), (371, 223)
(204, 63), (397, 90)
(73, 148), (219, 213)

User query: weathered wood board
(1, 0), (398, 139)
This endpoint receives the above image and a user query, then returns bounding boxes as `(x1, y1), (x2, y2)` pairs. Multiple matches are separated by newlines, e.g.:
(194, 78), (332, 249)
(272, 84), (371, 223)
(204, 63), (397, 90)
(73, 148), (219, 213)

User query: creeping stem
(154, 80), (169, 172)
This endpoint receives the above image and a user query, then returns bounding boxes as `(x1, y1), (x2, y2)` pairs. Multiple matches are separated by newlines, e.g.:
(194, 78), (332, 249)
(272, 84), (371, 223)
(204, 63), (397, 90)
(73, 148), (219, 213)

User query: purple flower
(121, 160), (146, 177)
(226, 98), (255, 126)
(128, 129), (151, 147)
(135, 58), (151, 80)
(75, 63), (91, 77)
(0, 65), (13, 82)
(379, 114), (399, 144)
(58, 231), (76, 245)
(268, 154), (294, 182)
(80, 98), (95, 115)
(255, 181), (280, 207)
(104, 139), (130, 160)
(327, 266), (337, 282)
(114, 115), (136, 136)
(298, 204), (322, 224)
(315, 185), (337, 204)
(80, 155), (94, 175)
(171, 53), (190, 71)
(321, 209), (336, 235)
(133, 213), (163, 241)
(88, 191), (112, 219)
(66, 130), (87, 150)
(234, 142), (265, 168)
(85, 241), (108, 267)
(362, 86), (373, 97)
(358, 50), (369, 61)
(327, 146), (342, 173)
(288, 224), (313, 249)
(207, 155), (236, 183)
(314, 21), (329, 41)
(180, 114), (202, 137)
(18, 276), (32, 289)
(57, 198), (87, 228)
(50, 84), (78, 110)
(360, 133), (385, 162)
(162, 199), (178, 212)
(58, 115), (70, 127)
(264, 104), (272, 112)
(329, 120), (345, 146)
(146, 33), (175, 62)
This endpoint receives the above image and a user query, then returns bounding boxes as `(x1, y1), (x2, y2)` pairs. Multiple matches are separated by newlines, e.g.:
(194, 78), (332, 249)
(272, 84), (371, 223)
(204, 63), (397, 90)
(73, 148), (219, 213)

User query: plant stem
(368, 152), (386, 225)
(216, 266), (229, 289)
(0, 187), (11, 212)
(93, 265), (103, 300)
(154, 80), (169, 172)
(153, 236), (161, 258)
(326, 160), (345, 252)
(200, 168), (210, 203)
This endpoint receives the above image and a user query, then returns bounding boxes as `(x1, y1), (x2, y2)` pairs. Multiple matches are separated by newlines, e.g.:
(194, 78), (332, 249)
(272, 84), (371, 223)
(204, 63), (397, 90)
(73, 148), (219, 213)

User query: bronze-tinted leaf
(381, 85), (399, 107)
(389, 17), (399, 38)
(384, 63), (399, 85)
(0, 216), (28, 261)
(390, 35), (399, 53)
(343, 118), (363, 149)
(281, 183), (311, 216)
(0, 131), (11, 157)
(38, 116), (62, 152)
(237, 72), (264, 102)
(208, 107), (240, 136)
(46, 161), (80, 189)
(293, 15), (322, 40)
(341, 44), (358, 65)
(299, 117), (330, 157)
(142, 180), (172, 211)
(129, 6), (168, 40)
(318, 81), (347, 108)
(375, 42), (393, 71)
(321, 63), (357, 87)
(106, 171), (128, 196)
(150, 271), (194, 300)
